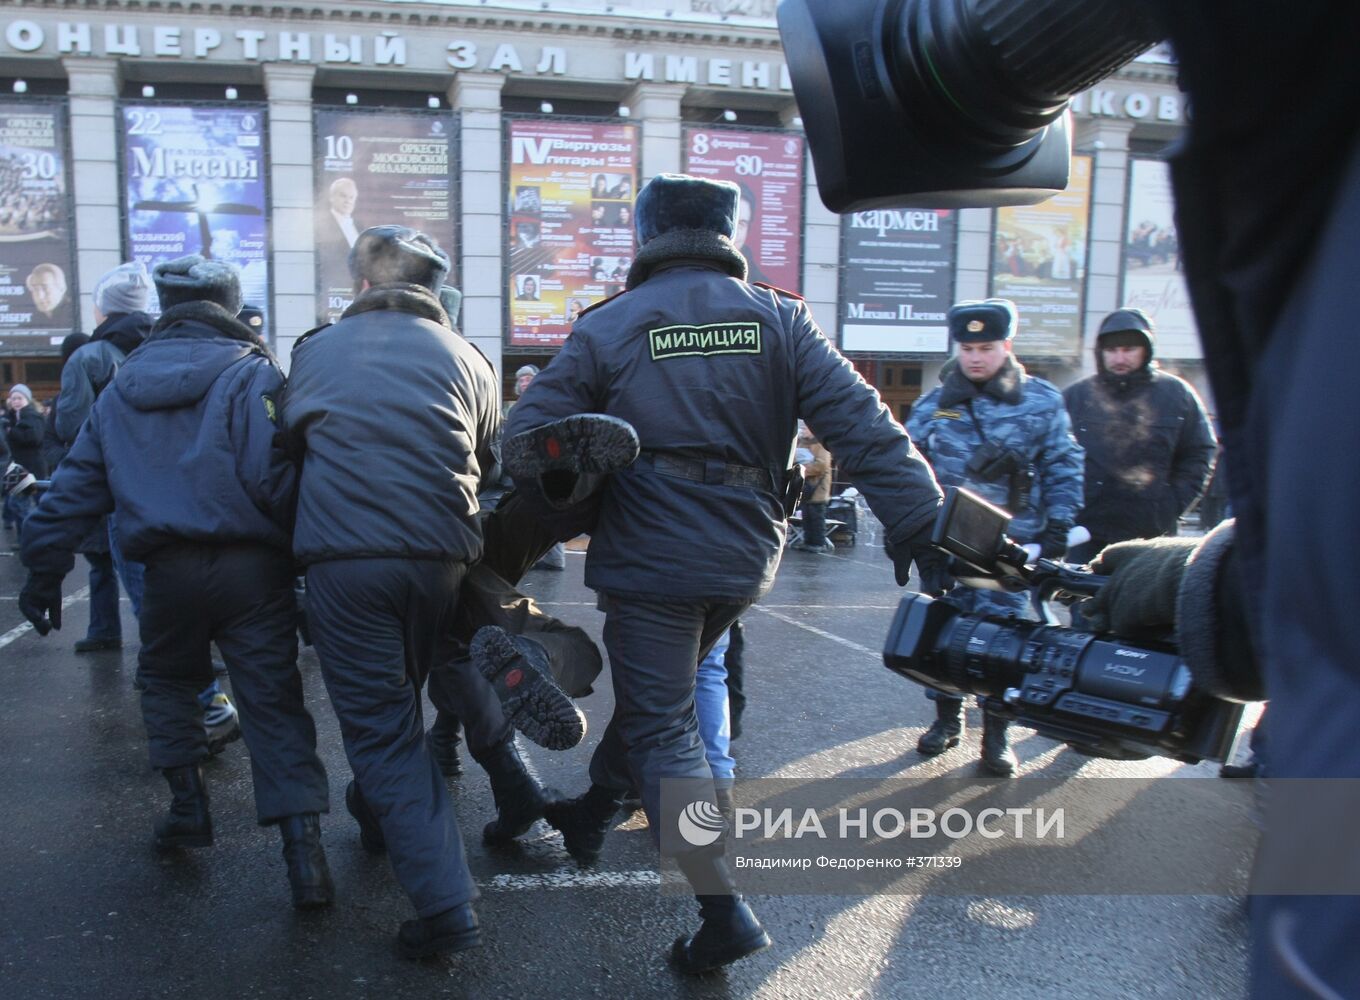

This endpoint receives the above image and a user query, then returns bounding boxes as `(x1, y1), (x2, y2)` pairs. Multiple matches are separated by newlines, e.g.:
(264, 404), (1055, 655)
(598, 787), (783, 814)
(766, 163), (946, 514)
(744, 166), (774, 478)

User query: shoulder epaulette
(290, 322), (332, 356)
(574, 287), (629, 321)
(752, 281), (805, 301)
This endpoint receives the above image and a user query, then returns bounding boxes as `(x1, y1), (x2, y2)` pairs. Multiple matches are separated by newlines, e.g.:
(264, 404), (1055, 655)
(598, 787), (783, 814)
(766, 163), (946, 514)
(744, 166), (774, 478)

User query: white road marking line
(483, 869), (682, 891)
(751, 605), (881, 658)
(0, 586), (91, 650)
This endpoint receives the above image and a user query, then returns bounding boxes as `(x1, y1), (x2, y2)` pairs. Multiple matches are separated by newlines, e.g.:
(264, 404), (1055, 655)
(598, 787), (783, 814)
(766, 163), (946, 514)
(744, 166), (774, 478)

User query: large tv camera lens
(884, 593), (1244, 763)
(777, 0), (1164, 210)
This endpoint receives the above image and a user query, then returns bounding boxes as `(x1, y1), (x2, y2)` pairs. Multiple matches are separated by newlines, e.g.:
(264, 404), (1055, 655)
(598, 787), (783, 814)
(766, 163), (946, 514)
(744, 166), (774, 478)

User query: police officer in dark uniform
(18, 255), (333, 909)
(503, 173), (944, 974)
(281, 226), (514, 958)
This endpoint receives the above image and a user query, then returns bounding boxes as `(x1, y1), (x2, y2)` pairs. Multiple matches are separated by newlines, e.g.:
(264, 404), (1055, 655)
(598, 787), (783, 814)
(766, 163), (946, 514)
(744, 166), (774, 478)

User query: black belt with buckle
(643, 451), (771, 490)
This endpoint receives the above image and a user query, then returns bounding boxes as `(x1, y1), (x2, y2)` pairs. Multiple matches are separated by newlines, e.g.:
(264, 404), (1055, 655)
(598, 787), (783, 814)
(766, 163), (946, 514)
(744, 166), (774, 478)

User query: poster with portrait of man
(0, 100), (75, 346)
(682, 128), (804, 292)
(314, 109), (457, 324)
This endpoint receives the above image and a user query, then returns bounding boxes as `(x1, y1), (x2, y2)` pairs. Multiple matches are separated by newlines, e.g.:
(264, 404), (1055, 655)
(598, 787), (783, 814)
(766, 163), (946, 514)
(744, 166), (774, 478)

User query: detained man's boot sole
(472, 626), (586, 751)
(670, 926), (773, 974)
(502, 414), (639, 479)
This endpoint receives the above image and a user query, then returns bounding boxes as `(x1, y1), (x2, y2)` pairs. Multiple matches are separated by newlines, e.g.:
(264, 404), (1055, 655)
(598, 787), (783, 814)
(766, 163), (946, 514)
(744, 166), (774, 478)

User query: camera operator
(905, 299), (1084, 775)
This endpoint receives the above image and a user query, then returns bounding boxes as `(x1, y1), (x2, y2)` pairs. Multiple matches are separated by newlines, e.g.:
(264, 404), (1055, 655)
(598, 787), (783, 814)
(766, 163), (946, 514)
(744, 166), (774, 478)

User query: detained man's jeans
(695, 628), (735, 782)
(107, 512), (145, 616)
(85, 551), (122, 641)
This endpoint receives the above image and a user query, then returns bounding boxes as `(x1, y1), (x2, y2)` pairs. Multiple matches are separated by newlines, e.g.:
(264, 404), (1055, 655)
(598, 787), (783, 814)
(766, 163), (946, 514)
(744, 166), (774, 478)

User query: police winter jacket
(281, 283), (500, 567)
(54, 311), (152, 445)
(506, 229), (941, 601)
(907, 355), (1084, 543)
(21, 302), (295, 577)
(1063, 359), (1215, 542)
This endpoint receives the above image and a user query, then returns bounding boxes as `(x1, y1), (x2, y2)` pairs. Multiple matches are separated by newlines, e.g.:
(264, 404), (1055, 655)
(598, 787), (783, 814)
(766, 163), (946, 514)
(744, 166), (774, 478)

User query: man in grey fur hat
(282, 225), (574, 958)
(18, 255), (333, 910)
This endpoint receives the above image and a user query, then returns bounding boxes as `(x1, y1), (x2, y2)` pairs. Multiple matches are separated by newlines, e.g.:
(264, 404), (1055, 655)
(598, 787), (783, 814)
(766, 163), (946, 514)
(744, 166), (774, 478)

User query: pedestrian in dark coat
(1062, 307), (1216, 560)
(5, 384), (47, 478)
(18, 255), (334, 911)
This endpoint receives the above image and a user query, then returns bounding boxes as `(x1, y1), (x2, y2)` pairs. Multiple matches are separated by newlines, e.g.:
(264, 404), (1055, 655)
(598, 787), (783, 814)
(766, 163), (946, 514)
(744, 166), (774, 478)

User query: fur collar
(937, 354), (1027, 407)
(626, 229), (748, 289)
(150, 300), (267, 355)
(342, 283), (450, 327)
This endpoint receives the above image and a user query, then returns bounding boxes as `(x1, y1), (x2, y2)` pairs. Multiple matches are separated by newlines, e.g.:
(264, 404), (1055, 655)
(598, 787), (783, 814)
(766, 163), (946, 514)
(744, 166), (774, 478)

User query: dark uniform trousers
(138, 542), (328, 824)
(589, 594), (750, 852)
(306, 557), (498, 918)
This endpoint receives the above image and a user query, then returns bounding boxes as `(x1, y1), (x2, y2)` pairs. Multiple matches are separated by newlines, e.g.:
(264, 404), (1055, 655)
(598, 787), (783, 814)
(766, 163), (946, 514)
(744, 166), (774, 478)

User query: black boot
(981, 713), (1018, 777)
(714, 785), (736, 828)
(279, 814), (335, 909)
(345, 779), (386, 854)
(476, 734), (548, 845)
(154, 765), (213, 849)
(671, 854), (771, 974)
(397, 901), (482, 959)
(472, 626), (586, 751)
(429, 711), (463, 778)
(543, 783), (623, 865)
(917, 698), (964, 755)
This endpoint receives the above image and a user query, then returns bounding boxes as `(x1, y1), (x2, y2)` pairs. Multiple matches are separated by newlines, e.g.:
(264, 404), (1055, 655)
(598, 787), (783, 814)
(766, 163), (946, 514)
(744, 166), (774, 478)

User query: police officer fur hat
(633, 173), (739, 246)
(237, 304), (265, 332)
(153, 255), (243, 315)
(438, 285), (463, 323)
(1096, 307), (1157, 352)
(948, 298), (1018, 343)
(348, 225), (450, 292)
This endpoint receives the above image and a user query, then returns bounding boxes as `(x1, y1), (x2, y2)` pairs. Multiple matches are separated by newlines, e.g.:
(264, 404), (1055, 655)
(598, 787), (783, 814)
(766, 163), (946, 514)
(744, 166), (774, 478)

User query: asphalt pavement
(0, 526), (1250, 1000)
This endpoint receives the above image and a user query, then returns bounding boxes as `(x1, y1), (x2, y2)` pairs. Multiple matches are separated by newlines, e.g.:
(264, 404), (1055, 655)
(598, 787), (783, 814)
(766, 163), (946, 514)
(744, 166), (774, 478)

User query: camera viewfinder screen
(933, 488), (1009, 569)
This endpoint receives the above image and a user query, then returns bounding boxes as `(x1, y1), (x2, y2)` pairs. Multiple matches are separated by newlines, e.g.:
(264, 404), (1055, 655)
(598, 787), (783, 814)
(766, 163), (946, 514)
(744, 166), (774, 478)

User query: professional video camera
(777, 0), (1162, 211)
(883, 488), (1250, 763)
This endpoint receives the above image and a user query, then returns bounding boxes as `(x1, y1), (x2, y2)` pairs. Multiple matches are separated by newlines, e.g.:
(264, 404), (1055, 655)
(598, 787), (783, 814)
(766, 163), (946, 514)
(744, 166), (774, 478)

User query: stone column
(449, 72), (505, 374)
(626, 82), (684, 181)
(792, 128), (841, 336)
(1081, 119), (1136, 374)
(63, 58), (121, 335)
(263, 64), (317, 369)
(953, 207), (993, 303)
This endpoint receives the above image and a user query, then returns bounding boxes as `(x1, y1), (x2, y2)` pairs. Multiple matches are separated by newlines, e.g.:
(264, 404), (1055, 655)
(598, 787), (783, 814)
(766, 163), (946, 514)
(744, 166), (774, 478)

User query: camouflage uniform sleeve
(1036, 391), (1084, 525)
(905, 388), (941, 460)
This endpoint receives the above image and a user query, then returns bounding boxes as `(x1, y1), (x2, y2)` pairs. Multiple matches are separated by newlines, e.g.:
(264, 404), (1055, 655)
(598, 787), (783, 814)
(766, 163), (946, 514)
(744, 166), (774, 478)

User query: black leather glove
(1081, 536), (1199, 635)
(1038, 520), (1073, 560)
(19, 571), (63, 635)
(886, 526), (953, 596)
